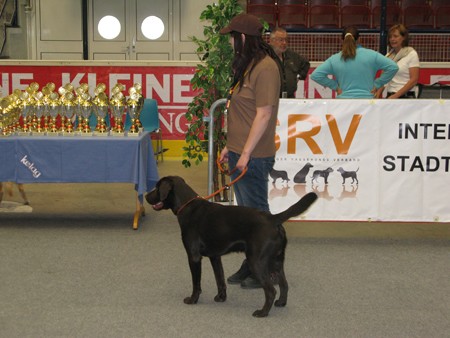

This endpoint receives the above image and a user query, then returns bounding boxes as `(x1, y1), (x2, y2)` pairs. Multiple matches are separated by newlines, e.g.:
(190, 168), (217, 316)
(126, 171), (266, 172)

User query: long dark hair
(231, 32), (277, 89)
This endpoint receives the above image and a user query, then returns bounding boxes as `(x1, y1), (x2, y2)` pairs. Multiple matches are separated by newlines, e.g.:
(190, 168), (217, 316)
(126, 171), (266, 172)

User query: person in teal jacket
(311, 26), (398, 99)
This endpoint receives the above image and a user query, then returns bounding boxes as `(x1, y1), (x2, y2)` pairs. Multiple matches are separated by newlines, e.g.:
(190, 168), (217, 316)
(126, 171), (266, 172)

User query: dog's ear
(158, 179), (174, 202)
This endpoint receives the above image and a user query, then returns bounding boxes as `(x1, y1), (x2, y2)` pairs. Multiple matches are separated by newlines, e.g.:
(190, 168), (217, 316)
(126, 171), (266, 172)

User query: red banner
(0, 64), (199, 140)
(1, 63), (450, 141)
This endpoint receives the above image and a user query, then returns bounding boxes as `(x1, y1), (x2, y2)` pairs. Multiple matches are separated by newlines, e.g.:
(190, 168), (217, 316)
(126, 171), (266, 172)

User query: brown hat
(219, 13), (263, 36)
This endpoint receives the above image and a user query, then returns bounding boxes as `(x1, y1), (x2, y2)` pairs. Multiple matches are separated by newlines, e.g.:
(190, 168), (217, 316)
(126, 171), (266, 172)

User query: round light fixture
(98, 15), (121, 40)
(141, 16), (165, 40)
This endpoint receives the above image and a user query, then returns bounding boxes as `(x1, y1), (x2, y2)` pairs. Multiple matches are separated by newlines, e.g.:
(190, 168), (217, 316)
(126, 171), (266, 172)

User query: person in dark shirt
(269, 27), (310, 98)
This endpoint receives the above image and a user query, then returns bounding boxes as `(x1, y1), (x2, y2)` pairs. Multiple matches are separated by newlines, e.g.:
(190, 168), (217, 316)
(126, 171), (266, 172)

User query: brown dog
(145, 176), (317, 317)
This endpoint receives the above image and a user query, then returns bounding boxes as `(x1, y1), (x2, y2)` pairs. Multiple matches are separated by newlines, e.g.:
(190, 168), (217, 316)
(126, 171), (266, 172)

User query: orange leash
(203, 159), (248, 200)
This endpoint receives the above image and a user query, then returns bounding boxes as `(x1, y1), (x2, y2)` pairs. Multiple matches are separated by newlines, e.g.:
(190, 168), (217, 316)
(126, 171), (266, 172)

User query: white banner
(270, 99), (450, 222)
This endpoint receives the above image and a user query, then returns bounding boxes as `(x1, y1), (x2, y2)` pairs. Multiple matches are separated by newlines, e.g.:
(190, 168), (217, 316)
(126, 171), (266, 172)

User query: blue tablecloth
(0, 132), (159, 199)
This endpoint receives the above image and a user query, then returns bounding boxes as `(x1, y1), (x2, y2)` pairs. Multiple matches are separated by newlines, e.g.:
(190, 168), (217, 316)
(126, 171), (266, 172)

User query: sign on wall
(271, 99), (450, 222)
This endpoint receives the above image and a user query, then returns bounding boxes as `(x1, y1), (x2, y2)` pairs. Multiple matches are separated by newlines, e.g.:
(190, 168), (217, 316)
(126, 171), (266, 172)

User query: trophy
(0, 97), (13, 136)
(10, 90), (22, 133)
(62, 92), (75, 134)
(70, 86), (84, 134)
(72, 84), (93, 135)
(94, 102), (109, 134)
(109, 83), (126, 135)
(110, 100), (125, 134)
(80, 96), (93, 134)
(18, 91), (32, 135)
(22, 82), (40, 134)
(47, 95), (61, 134)
(33, 92), (46, 134)
(92, 84), (109, 135)
(126, 84), (143, 136)
(1, 94), (23, 136)
(42, 83), (62, 133)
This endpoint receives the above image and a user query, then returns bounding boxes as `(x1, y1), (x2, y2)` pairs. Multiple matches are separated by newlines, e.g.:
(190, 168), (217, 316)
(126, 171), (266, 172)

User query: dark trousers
(387, 91), (416, 99)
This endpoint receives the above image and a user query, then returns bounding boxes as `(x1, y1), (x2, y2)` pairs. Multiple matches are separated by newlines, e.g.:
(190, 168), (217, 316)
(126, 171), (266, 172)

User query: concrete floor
(1, 159), (449, 337)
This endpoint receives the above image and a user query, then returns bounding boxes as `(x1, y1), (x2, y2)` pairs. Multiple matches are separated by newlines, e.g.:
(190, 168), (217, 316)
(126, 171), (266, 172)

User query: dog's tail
(270, 192), (318, 224)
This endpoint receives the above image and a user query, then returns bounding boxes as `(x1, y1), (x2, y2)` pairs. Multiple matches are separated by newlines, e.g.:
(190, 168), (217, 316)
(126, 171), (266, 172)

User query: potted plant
(183, 0), (243, 201)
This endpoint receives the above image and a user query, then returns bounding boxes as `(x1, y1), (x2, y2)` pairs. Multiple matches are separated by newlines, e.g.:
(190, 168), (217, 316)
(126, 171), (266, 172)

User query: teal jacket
(311, 46), (399, 99)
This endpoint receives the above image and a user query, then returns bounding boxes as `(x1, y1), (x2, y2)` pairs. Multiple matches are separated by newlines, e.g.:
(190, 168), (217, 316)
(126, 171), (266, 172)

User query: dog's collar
(175, 196), (203, 215)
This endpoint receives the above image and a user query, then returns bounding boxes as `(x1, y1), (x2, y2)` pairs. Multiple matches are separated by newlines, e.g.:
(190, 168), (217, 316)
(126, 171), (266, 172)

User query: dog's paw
(183, 296), (199, 304)
(214, 292), (227, 302)
(252, 309), (269, 318)
(274, 299), (287, 307)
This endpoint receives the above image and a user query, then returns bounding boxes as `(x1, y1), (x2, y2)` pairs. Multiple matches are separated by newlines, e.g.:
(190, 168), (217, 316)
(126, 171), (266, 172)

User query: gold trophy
(18, 91), (32, 135)
(11, 90), (22, 133)
(0, 97), (13, 136)
(109, 83), (126, 135)
(1, 94), (22, 136)
(80, 95), (93, 134)
(71, 85), (85, 135)
(126, 88), (142, 136)
(62, 92), (75, 134)
(23, 82), (40, 134)
(92, 84), (109, 135)
(40, 84), (59, 135)
(33, 91), (45, 134)
(47, 96), (61, 134)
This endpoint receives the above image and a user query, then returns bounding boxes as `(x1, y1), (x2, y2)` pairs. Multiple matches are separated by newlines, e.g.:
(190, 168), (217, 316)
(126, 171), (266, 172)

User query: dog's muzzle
(152, 201), (164, 211)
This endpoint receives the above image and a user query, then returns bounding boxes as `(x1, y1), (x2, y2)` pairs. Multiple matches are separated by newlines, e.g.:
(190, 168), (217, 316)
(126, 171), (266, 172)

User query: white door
(89, 0), (173, 60)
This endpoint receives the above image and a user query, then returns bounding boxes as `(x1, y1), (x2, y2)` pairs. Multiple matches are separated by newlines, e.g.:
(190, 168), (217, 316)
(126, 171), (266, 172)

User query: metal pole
(379, 0), (387, 55)
(203, 98), (227, 197)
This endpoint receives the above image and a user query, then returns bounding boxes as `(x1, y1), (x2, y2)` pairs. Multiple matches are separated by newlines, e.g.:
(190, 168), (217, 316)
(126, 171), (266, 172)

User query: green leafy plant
(183, 0), (243, 201)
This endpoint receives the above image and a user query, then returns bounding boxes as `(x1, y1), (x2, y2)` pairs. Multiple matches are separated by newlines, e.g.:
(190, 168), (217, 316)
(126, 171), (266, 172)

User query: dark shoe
(240, 275), (262, 289)
(227, 260), (251, 285)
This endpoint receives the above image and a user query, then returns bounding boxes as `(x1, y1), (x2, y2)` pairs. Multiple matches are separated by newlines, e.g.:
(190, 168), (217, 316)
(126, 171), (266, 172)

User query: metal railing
(202, 98), (227, 198)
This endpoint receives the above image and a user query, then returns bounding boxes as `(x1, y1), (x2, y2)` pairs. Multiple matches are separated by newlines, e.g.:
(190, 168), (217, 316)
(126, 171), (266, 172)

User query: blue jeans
(228, 151), (275, 212)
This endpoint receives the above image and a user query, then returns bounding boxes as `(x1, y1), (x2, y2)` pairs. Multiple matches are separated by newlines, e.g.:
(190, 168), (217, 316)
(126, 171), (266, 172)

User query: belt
(387, 91), (416, 98)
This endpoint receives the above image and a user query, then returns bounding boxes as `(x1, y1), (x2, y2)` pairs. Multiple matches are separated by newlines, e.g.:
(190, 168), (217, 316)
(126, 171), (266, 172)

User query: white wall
(2, 0), (246, 60)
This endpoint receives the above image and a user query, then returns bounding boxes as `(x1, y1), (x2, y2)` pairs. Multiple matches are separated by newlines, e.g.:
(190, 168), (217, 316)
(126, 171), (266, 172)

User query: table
(0, 132), (159, 229)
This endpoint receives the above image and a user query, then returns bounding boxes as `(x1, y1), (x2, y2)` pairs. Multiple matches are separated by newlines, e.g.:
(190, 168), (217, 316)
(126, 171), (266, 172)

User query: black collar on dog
(175, 196), (203, 215)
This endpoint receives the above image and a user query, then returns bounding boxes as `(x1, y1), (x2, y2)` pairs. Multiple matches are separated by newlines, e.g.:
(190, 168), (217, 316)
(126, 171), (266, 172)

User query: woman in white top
(376, 24), (420, 99)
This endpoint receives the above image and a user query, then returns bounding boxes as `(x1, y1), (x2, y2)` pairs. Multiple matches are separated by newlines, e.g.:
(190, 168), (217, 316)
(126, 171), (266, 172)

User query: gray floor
(1, 160), (449, 338)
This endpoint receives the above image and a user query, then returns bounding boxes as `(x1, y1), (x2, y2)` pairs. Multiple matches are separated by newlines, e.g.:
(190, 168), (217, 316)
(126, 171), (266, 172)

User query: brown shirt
(227, 55), (280, 158)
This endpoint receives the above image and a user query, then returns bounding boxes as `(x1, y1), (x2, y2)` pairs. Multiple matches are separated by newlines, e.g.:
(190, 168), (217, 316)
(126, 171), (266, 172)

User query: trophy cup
(47, 96), (61, 135)
(18, 91), (32, 135)
(94, 102), (109, 135)
(126, 89), (143, 136)
(80, 97), (93, 135)
(21, 82), (40, 134)
(10, 90), (22, 133)
(109, 84), (126, 136)
(62, 92), (75, 135)
(1, 94), (23, 136)
(68, 86), (83, 135)
(42, 82), (64, 135)
(0, 97), (12, 137)
(92, 84), (108, 135)
(110, 101), (125, 135)
(33, 92), (46, 134)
